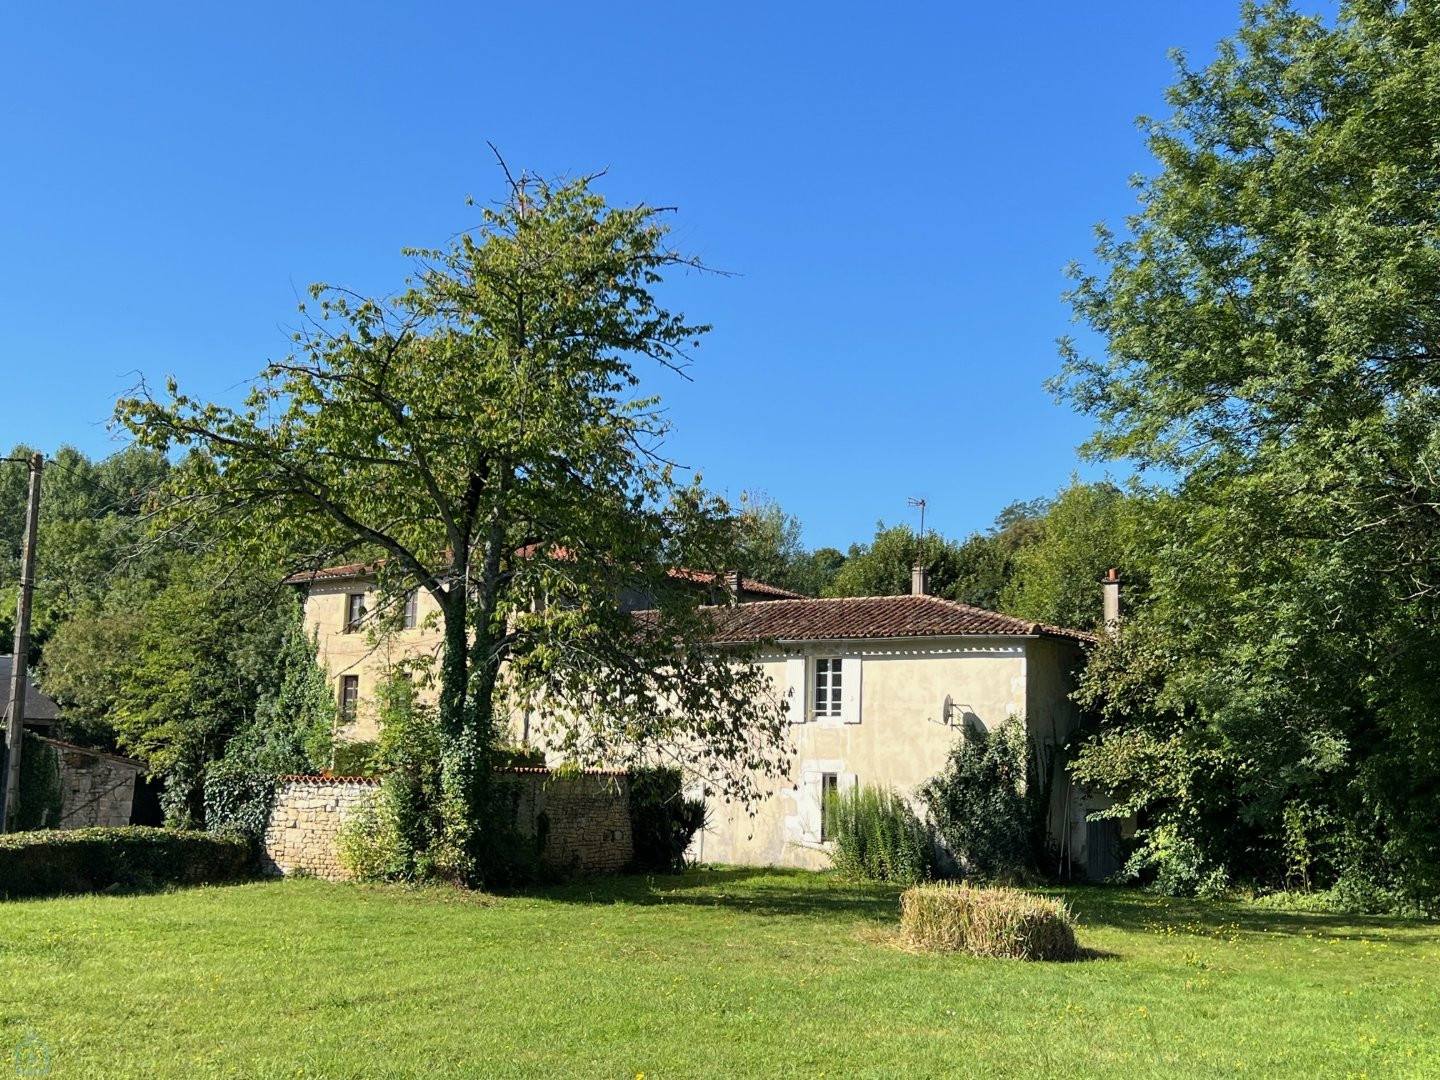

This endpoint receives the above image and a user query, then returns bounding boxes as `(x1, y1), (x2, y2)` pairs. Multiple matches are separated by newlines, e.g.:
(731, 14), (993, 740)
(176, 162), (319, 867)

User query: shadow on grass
(531, 866), (905, 922)
(0, 872), (269, 905)
(528, 871), (1438, 948)
(1052, 883), (1440, 945)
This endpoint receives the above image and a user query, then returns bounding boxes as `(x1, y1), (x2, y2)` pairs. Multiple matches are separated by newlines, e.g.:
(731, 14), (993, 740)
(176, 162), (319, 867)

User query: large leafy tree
(824, 503), (1050, 610)
(824, 522), (965, 599)
(0, 444), (171, 657)
(1001, 481), (1140, 631)
(119, 174), (787, 883)
(732, 491), (847, 597)
(1054, 1), (1440, 898)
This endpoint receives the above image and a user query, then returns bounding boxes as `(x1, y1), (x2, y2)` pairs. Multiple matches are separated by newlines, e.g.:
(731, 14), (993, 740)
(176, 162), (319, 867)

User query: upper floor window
(813, 657), (843, 719)
(345, 593), (366, 632)
(402, 589), (419, 629)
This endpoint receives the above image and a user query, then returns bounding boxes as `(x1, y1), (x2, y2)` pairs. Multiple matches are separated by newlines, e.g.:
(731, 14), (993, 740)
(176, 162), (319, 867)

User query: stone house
(289, 561), (805, 743)
(678, 568), (1103, 875)
(291, 560), (1113, 876)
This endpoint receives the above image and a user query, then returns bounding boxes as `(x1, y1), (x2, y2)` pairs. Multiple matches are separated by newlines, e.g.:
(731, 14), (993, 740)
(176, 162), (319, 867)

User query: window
(812, 657), (843, 719)
(345, 593), (366, 632)
(339, 675), (359, 723)
(820, 772), (839, 841)
(402, 589), (419, 630)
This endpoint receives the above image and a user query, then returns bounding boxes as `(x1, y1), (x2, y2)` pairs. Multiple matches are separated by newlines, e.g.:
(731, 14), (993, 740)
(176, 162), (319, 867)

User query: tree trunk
(433, 554), (502, 885)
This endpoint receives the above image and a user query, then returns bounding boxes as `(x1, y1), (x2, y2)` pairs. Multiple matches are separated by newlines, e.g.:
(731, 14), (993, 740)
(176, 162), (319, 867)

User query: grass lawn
(1, 869), (1436, 1079)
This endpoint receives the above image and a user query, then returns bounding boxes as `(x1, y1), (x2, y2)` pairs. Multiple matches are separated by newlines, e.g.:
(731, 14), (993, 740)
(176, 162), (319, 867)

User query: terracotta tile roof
(282, 561), (383, 585)
(279, 767), (627, 783)
(286, 557), (808, 600)
(664, 567), (808, 600)
(654, 595), (1095, 645)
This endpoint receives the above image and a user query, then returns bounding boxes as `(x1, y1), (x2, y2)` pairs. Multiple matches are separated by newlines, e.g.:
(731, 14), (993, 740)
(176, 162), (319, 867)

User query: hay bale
(899, 883), (1078, 960)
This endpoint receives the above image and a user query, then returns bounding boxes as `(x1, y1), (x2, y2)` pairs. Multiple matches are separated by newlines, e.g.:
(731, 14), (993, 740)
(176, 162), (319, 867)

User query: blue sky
(3, 2), (1281, 550)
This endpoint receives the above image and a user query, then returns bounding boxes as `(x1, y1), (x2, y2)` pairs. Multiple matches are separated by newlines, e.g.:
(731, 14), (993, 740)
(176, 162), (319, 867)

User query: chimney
(723, 569), (742, 605)
(1102, 568), (1121, 634)
(911, 563), (928, 596)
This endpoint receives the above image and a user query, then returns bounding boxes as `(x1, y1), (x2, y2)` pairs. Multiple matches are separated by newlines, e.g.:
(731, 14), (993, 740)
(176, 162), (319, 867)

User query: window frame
(811, 656), (843, 720)
(344, 593), (366, 633)
(819, 772), (839, 841)
(338, 675), (359, 723)
(402, 589), (419, 630)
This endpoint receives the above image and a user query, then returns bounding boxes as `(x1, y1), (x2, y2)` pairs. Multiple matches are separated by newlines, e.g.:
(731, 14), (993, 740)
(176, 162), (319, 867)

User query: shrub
(899, 883), (1078, 960)
(335, 786), (413, 882)
(0, 827), (254, 899)
(335, 673), (458, 883)
(14, 732), (63, 831)
(202, 760), (279, 841)
(330, 739), (380, 777)
(628, 767), (706, 873)
(921, 717), (1049, 880)
(827, 784), (935, 884)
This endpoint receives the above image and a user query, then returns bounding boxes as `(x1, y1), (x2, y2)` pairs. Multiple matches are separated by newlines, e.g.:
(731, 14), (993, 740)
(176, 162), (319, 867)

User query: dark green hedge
(0, 827), (255, 899)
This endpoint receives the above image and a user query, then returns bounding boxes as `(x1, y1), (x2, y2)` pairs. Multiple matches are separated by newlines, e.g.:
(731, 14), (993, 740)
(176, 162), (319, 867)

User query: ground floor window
(820, 772), (840, 840)
(339, 675), (359, 723)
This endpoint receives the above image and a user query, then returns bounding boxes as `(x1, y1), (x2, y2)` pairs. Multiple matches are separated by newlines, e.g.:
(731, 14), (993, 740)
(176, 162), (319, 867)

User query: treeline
(3, 442), (1133, 823)
(734, 482), (1132, 630)
(0, 445), (332, 825)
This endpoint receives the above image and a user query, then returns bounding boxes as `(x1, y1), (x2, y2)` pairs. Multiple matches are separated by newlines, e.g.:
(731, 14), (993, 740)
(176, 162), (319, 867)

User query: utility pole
(1, 452), (43, 831)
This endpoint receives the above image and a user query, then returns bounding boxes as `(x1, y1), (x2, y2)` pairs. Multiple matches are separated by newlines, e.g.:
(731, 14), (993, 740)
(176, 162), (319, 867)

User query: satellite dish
(942, 694), (954, 726)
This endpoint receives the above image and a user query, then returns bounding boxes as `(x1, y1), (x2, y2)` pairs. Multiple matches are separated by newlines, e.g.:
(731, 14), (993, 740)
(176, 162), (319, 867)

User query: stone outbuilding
(34, 737), (147, 829)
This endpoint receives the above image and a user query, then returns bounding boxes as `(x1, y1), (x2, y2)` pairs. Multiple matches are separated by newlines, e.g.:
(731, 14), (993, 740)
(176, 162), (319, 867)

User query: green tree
(732, 492), (847, 597)
(1053, 1), (1440, 901)
(946, 500), (1051, 611)
(1001, 481), (1139, 631)
(733, 491), (808, 592)
(825, 522), (965, 598)
(108, 554), (298, 826)
(826, 502), (1051, 611)
(788, 546), (847, 599)
(0, 445), (171, 659)
(119, 173), (788, 884)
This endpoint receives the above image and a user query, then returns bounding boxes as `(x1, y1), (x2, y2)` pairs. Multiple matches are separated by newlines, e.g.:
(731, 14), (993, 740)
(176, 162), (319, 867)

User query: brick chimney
(1102, 568), (1121, 634)
(911, 563), (928, 596)
(723, 569), (742, 605)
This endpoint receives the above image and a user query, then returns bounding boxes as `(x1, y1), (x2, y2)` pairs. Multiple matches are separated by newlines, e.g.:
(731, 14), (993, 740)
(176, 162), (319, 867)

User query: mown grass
(1, 868), (1436, 1078)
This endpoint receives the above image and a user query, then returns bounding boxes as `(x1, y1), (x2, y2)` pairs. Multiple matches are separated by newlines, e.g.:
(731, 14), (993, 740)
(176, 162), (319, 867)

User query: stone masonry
(38, 737), (144, 829)
(261, 777), (380, 880)
(261, 769), (633, 880)
(500, 769), (633, 876)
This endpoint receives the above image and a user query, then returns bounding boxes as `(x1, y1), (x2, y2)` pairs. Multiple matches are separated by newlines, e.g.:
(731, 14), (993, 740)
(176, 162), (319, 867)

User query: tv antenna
(907, 496), (927, 542)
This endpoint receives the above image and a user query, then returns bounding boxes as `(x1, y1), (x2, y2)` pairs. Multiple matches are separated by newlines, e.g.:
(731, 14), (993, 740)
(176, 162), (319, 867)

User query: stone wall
(38, 738), (143, 829)
(261, 769), (633, 880)
(499, 769), (632, 876)
(261, 777), (380, 880)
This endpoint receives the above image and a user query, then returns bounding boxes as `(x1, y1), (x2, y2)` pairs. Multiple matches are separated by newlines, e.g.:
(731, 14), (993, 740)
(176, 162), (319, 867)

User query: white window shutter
(840, 656), (863, 724)
(799, 770), (822, 842)
(785, 655), (807, 723)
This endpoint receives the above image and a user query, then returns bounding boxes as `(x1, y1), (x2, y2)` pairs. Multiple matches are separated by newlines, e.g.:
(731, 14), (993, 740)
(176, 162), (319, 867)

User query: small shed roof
(0, 656), (62, 722)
